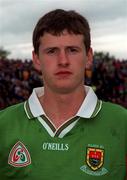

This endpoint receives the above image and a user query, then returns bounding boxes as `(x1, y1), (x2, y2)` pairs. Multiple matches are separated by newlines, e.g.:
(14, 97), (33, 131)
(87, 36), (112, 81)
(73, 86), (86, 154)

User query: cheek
(73, 63), (85, 79)
(76, 59), (86, 76)
(75, 58), (86, 70)
(40, 62), (54, 77)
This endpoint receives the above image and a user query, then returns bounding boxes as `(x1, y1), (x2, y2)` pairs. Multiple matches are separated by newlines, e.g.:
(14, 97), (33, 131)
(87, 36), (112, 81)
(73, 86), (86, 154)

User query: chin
(53, 85), (77, 94)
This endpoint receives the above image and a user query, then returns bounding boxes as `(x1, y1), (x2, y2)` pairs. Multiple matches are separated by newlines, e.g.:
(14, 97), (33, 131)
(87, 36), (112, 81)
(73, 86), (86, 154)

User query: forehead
(39, 30), (84, 48)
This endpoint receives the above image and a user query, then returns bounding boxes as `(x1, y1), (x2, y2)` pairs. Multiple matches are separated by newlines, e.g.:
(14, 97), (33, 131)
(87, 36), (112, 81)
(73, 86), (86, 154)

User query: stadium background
(1, 0), (126, 110)
(0, 51), (127, 110)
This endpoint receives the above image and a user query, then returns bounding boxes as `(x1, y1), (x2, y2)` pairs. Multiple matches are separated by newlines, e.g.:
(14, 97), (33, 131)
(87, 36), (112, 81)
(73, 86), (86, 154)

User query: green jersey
(0, 86), (127, 179)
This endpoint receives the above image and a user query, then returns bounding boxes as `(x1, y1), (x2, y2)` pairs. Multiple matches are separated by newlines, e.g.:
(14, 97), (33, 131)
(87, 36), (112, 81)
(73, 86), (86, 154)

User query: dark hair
(33, 9), (91, 54)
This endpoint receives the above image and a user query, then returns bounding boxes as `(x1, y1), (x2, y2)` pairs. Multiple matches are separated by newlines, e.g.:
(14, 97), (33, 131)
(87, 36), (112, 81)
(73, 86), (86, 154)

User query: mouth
(55, 71), (72, 78)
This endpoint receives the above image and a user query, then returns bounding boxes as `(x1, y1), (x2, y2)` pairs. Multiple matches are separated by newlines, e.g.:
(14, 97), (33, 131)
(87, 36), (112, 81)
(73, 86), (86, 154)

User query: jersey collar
(24, 86), (102, 119)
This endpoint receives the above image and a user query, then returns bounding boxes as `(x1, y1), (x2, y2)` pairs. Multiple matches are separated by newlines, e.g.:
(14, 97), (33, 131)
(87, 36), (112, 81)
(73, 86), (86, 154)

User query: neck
(39, 86), (86, 128)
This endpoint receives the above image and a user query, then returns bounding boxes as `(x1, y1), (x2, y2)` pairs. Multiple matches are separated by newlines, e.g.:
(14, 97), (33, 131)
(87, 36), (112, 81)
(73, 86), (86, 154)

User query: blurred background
(0, 0), (127, 109)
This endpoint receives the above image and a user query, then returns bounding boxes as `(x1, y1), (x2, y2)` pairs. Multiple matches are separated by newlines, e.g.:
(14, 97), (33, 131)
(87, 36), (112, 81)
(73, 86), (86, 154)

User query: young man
(0, 9), (127, 179)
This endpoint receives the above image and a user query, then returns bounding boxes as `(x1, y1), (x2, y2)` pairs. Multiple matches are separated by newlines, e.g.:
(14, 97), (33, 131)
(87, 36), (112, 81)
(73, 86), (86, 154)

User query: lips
(55, 71), (72, 75)
(54, 71), (72, 78)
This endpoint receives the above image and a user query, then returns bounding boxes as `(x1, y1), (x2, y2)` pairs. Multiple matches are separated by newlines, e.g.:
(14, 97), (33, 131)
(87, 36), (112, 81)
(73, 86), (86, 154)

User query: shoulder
(0, 102), (25, 125)
(101, 101), (127, 122)
(101, 101), (127, 148)
(0, 102), (25, 116)
(102, 101), (127, 114)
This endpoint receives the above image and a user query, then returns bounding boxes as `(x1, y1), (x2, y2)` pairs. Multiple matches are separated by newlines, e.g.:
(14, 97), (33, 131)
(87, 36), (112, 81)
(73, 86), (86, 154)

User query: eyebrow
(43, 45), (81, 52)
(43, 47), (58, 53)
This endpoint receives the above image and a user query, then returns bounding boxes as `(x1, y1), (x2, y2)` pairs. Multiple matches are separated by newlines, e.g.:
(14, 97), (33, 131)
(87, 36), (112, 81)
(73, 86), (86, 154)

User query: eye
(68, 47), (79, 53)
(47, 48), (57, 54)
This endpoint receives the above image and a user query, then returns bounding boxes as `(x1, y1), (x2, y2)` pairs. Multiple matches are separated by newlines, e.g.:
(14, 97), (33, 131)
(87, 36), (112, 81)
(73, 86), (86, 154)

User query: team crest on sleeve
(8, 141), (31, 167)
(80, 145), (108, 176)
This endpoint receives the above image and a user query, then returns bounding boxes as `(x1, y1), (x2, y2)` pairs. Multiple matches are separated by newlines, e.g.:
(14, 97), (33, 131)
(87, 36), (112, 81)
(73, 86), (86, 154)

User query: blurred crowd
(91, 59), (127, 108)
(0, 57), (127, 110)
(0, 59), (42, 109)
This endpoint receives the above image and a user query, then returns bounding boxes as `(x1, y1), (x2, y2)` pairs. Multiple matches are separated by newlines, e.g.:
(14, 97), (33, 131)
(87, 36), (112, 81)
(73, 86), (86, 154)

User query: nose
(58, 50), (69, 67)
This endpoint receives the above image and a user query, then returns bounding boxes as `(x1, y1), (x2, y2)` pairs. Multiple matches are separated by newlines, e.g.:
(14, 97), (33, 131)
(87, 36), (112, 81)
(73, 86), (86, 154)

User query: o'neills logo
(42, 142), (69, 151)
(8, 141), (31, 167)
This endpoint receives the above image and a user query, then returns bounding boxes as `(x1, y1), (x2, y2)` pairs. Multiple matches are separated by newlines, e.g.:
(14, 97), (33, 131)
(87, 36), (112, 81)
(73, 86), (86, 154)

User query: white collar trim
(77, 86), (98, 118)
(25, 86), (99, 119)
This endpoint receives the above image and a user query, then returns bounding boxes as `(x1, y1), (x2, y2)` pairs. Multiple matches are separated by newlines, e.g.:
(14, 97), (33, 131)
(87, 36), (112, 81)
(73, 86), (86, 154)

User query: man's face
(33, 30), (93, 94)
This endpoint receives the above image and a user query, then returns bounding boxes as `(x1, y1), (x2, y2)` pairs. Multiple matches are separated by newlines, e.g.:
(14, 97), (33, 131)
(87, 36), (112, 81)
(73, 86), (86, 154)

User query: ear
(86, 48), (93, 69)
(32, 50), (41, 72)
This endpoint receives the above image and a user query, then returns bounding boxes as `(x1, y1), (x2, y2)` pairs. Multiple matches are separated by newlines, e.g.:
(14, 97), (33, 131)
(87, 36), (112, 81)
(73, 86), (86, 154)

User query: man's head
(32, 9), (93, 94)
(33, 9), (91, 55)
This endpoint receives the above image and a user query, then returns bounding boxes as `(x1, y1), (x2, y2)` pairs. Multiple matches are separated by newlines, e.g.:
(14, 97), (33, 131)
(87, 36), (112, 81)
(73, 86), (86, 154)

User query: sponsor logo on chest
(42, 142), (69, 151)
